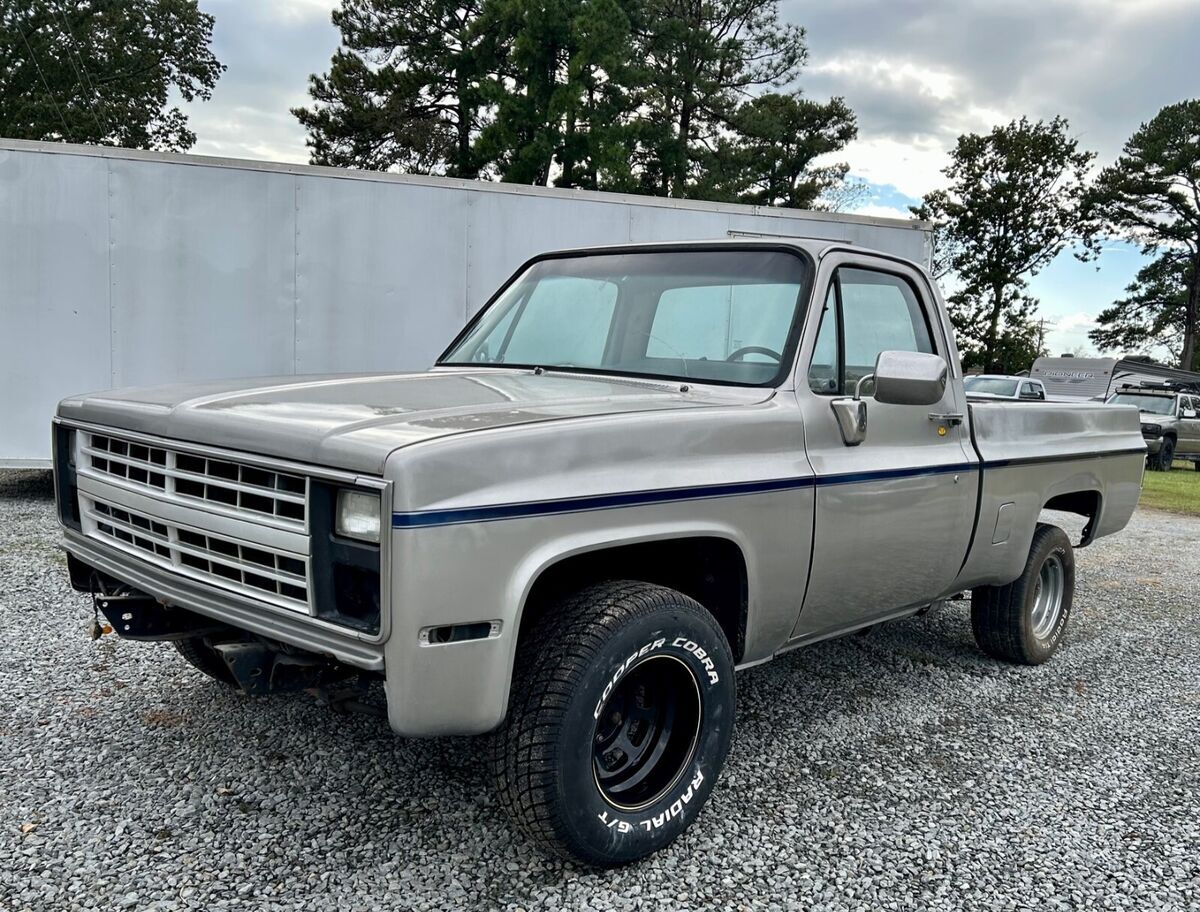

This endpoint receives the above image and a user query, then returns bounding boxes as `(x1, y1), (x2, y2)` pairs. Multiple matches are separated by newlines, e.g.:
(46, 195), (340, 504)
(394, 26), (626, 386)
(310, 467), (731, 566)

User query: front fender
(383, 512), (759, 737)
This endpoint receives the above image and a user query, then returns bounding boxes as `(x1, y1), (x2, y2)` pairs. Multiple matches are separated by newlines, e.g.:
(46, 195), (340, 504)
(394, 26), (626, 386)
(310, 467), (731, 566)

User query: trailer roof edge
(0, 137), (932, 232)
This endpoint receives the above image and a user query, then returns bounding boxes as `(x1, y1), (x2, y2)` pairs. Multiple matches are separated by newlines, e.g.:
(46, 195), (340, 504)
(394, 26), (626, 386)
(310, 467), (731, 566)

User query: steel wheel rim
(592, 655), (702, 812)
(1030, 553), (1065, 639)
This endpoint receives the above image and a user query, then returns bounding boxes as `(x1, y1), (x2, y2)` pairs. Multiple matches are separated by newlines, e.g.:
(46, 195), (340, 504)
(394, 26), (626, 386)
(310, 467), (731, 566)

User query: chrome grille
(83, 496), (309, 611)
(84, 432), (306, 528)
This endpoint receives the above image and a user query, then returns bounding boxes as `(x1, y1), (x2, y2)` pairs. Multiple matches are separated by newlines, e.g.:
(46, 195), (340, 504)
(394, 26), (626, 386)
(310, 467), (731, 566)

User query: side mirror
(1184, 409), (1198, 419)
(829, 350), (949, 446)
(872, 350), (949, 406)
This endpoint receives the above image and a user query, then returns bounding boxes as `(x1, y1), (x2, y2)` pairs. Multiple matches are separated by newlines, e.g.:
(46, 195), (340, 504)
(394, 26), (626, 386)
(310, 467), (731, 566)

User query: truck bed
(954, 400), (1145, 590)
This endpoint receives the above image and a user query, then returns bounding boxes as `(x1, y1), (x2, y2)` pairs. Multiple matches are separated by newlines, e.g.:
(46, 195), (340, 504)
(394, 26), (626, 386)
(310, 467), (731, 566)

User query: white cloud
(262, 0), (336, 25)
(1054, 312), (1099, 334)
(183, 1), (341, 163)
(189, 106), (312, 163)
(847, 203), (915, 221)
(809, 58), (960, 102)
(834, 135), (952, 200)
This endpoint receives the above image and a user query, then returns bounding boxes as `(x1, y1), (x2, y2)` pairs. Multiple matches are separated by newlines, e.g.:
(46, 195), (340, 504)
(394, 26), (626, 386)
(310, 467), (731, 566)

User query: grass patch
(1140, 460), (1200, 515)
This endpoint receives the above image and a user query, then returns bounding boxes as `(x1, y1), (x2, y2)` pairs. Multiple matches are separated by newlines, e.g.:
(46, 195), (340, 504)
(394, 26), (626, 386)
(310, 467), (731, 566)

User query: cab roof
(524, 236), (930, 275)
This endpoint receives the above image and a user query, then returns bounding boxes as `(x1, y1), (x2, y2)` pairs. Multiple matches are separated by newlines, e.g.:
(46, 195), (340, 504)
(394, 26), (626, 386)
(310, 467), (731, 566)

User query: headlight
(335, 489), (381, 543)
(1141, 423), (1162, 437)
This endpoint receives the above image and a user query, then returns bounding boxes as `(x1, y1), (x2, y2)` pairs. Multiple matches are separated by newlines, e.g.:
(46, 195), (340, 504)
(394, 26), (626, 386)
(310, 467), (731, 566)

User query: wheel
(173, 636), (237, 686)
(971, 523), (1075, 665)
(1150, 436), (1175, 471)
(492, 581), (735, 867)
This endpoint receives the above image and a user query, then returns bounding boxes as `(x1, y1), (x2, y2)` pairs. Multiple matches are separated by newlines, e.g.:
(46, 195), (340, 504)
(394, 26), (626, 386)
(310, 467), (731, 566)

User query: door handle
(928, 412), (964, 427)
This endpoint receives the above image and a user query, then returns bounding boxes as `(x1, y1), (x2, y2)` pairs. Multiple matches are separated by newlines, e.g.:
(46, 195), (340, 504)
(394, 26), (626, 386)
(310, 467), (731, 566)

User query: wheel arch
(509, 526), (753, 673)
(1041, 488), (1103, 546)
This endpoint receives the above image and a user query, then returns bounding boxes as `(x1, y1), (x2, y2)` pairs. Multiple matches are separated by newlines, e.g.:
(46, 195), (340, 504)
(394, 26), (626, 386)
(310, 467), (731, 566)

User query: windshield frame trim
(436, 242), (817, 390)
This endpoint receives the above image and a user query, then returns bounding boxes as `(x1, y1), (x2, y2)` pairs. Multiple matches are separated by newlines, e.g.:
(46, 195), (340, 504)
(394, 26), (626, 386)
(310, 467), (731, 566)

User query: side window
(502, 277), (618, 366)
(809, 266), (934, 395)
(808, 286), (838, 392)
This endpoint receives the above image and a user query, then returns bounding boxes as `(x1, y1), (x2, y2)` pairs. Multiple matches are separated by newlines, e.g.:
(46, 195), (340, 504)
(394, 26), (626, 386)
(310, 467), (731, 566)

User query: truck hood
(1137, 411), (1172, 424)
(57, 369), (761, 474)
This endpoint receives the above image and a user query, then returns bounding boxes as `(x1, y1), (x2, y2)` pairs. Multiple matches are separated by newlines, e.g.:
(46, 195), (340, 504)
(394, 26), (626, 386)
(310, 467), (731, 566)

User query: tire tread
(490, 580), (727, 865)
(971, 523), (1073, 665)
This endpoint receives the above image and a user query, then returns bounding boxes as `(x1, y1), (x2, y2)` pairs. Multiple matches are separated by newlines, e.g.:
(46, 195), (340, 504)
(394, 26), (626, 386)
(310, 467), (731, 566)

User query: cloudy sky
(183, 0), (1199, 358)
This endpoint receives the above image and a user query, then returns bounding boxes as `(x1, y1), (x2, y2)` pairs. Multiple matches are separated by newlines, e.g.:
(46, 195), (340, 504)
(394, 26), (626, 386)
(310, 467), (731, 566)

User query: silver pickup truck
(52, 240), (1145, 866)
(1107, 384), (1200, 471)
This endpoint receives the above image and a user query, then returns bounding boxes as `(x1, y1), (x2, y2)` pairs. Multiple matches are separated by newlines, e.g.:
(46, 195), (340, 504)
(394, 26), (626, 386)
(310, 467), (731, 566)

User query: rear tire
(173, 637), (237, 686)
(491, 581), (735, 867)
(971, 523), (1075, 665)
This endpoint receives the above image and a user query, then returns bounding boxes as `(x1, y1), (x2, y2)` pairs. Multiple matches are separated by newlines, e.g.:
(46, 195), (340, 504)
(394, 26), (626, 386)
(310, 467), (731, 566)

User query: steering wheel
(726, 345), (783, 362)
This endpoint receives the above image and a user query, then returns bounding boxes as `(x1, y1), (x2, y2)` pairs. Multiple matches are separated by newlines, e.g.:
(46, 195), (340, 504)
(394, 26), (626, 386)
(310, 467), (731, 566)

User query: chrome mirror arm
(853, 373), (876, 401)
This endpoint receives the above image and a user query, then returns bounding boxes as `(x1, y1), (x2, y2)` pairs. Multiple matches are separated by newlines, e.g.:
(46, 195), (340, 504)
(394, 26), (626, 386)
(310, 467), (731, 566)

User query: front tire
(971, 523), (1075, 665)
(492, 581), (735, 867)
(1150, 436), (1176, 471)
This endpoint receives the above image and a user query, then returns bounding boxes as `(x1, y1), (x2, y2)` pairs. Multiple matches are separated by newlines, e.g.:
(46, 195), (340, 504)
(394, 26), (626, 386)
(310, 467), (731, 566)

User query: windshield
(1109, 392), (1175, 415)
(964, 377), (1019, 396)
(439, 249), (811, 386)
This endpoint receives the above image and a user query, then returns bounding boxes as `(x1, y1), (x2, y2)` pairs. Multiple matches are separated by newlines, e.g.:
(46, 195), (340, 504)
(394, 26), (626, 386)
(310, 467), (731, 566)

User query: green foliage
(292, 0), (493, 176)
(694, 93), (857, 208)
(1090, 252), (1198, 369)
(295, 0), (854, 205)
(916, 117), (1093, 371)
(0, 0), (223, 151)
(989, 318), (1047, 375)
(1084, 100), (1200, 371)
(473, 0), (638, 187)
(625, 0), (841, 200)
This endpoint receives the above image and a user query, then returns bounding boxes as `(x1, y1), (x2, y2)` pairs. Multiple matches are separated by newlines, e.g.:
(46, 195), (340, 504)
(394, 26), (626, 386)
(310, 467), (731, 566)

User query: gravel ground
(2, 469), (1198, 911)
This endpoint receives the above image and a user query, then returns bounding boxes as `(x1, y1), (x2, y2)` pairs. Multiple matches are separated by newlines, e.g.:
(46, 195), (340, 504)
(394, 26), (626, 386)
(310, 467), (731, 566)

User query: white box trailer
(0, 139), (931, 467)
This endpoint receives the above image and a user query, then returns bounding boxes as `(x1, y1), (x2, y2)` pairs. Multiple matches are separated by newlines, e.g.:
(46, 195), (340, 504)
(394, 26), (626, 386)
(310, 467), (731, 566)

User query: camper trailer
(1030, 356), (1200, 401)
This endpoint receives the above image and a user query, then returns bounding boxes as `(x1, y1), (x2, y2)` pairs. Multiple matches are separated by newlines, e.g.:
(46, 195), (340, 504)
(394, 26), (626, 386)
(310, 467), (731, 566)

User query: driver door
(1180, 396), (1200, 454)
(791, 254), (979, 640)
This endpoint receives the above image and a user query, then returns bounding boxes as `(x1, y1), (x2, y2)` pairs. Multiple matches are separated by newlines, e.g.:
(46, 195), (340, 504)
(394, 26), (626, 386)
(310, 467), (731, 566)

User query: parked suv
(1108, 384), (1200, 471)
